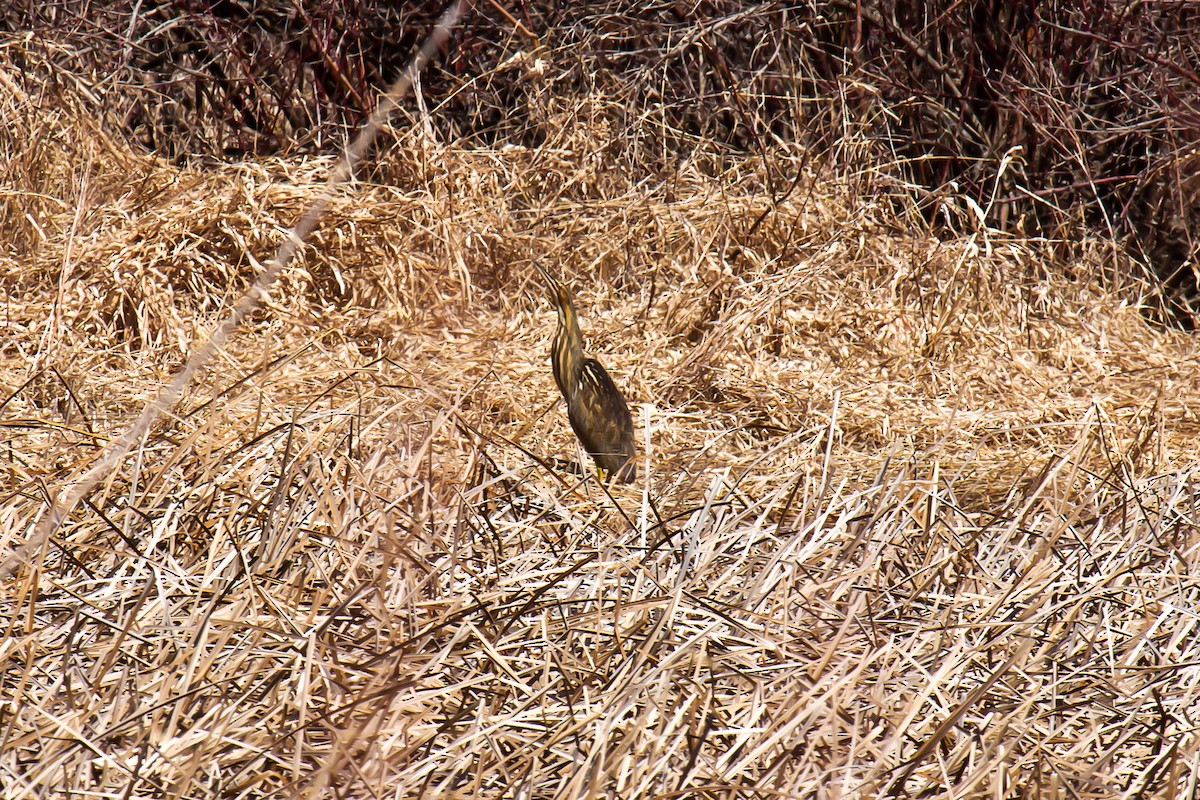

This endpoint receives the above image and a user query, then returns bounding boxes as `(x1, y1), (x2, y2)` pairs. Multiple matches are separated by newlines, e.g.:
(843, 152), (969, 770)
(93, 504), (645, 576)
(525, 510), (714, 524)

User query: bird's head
(533, 262), (577, 321)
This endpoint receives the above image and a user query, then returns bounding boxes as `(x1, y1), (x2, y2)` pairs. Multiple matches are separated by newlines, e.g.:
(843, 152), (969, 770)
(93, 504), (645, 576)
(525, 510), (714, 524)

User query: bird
(533, 262), (637, 483)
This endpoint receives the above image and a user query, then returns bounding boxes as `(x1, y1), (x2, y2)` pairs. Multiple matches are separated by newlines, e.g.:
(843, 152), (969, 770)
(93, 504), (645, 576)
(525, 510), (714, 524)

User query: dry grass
(3, 50), (1200, 800)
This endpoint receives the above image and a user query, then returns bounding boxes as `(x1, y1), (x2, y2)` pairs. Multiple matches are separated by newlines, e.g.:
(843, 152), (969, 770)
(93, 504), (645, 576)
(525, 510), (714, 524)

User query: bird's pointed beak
(532, 261), (564, 304)
(532, 261), (555, 290)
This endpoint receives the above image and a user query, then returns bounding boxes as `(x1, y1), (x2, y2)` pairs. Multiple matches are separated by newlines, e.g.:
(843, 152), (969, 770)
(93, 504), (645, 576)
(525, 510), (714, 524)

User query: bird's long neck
(552, 291), (585, 394)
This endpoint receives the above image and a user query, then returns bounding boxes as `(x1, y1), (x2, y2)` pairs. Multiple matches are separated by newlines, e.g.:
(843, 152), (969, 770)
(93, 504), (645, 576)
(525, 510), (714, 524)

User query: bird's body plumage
(535, 263), (636, 483)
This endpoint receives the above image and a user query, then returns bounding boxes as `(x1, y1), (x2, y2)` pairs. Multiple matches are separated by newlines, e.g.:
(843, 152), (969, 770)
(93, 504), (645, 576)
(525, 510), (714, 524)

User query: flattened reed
(2, 58), (1200, 800)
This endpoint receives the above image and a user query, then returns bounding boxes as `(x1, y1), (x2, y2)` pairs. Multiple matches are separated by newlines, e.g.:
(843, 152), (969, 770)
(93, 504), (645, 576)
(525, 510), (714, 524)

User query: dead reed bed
(3, 63), (1200, 800)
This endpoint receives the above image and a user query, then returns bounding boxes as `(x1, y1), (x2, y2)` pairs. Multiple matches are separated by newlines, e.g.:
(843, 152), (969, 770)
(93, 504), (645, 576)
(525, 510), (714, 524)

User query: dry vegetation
(3, 10), (1200, 800)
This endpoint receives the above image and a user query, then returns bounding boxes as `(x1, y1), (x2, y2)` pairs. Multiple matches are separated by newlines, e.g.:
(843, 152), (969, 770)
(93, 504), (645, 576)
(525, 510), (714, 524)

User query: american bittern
(533, 263), (636, 483)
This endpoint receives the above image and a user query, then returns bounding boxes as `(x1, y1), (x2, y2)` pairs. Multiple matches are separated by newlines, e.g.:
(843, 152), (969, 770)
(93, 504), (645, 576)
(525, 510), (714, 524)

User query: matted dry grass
(3, 58), (1200, 799)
